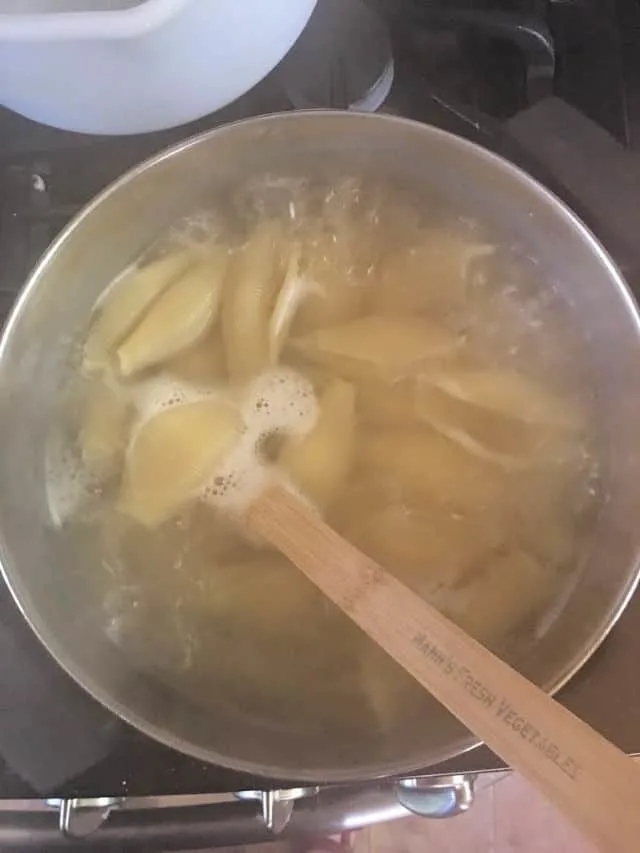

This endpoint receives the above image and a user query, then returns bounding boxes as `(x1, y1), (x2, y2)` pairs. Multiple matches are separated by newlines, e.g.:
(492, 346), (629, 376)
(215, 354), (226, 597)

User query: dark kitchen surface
(0, 0), (639, 800)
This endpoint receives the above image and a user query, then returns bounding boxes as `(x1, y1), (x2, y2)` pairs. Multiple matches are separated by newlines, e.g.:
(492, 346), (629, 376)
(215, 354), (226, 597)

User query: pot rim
(2, 109), (639, 784)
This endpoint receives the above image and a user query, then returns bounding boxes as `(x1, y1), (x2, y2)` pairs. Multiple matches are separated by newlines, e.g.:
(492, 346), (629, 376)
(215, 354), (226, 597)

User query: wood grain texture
(247, 486), (640, 853)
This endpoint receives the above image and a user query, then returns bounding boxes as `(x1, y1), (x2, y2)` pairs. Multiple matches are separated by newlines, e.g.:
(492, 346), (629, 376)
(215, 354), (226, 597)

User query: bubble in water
(131, 374), (214, 423)
(201, 367), (319, 516)
(46, 433), (94, 527)
(240, 368), (317, 437)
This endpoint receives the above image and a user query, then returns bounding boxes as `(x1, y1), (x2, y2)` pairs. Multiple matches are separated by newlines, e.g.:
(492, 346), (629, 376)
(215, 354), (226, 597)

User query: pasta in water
(289, 229), (368, 333)
(52, 172), (599, 738)
(291, 314), (459, 382)
(83, 247), (195, 371)
(116, 249), (229, 377)
(164, 331), (226, 385)
(222, 219), (285, 379)
(119, 398), (243, 528)
(280, 378), (356, 508)
(371, 229), (494, 319)
(77, 379), (132, 480)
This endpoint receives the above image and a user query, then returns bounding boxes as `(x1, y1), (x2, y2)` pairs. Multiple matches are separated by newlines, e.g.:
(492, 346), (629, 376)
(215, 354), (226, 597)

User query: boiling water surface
(47, 172), (600, 738)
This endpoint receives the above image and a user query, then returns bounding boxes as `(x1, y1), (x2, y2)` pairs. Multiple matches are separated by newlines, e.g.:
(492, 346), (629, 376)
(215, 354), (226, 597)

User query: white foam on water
(46, 374), (216, 526)
(201, 367), (318, 516)
(48, 367), (318, 528)
(45, 432), (95, 527)
(131, 374), (214, 423)
(239, 367), (317, 437)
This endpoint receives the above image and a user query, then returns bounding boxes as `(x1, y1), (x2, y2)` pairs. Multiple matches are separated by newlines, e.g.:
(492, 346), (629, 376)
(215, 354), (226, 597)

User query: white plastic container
(0, 0), (317, 135)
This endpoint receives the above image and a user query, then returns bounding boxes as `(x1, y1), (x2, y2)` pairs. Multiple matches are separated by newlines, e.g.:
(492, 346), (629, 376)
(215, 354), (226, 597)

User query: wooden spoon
(247, 485), (640, 853)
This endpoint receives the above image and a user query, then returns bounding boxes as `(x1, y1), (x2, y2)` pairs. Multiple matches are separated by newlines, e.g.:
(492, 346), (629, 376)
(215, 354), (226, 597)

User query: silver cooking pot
(1, 111), (639, 783)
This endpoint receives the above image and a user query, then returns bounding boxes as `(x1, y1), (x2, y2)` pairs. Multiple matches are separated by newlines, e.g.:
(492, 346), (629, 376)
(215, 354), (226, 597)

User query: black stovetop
(1, 0), (640, 800)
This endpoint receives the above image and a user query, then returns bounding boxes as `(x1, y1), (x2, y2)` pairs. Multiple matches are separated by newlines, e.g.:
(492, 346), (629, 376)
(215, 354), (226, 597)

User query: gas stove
(1, 0), (640, 848)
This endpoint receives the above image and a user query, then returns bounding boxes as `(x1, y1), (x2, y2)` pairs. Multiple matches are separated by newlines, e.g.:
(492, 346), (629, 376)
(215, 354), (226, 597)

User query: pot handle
(402, 5), (555, 104)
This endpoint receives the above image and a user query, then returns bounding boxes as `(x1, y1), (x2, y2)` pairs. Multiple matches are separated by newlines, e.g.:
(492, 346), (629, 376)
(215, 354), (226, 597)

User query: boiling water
(49, 174), (599, 737)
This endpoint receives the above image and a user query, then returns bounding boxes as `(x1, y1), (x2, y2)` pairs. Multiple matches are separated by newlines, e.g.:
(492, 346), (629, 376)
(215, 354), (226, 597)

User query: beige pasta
(78, 381), (132, 480)
(359, 375), (569, 469)
(414, 380), (563, 469)
(371, 229), (493, 318)
(83, 248), (195, 370)
(222, 219), (285, 379)
(165, 332), (226, 385)
(119, 398), (243, 528)
(202, 556), (324, 631)
(358, 425), (508, 511)
(268, 243), (320, 364)
(433, 550), (555, 645)
(345, 503), (503, 596)
(116, 250), (228, 377)
(425, 368), (584, 430)
(280, 378), (356, 508)
(357, 378), (417, 426)
(60, 177), (597, 737)
(292, 230), (368, 333)
(292, 315), (459, 382)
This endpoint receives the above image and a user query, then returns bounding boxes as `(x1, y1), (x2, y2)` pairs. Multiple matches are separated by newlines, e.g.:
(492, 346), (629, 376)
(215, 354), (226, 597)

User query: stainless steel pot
(1, 111), (640, 783)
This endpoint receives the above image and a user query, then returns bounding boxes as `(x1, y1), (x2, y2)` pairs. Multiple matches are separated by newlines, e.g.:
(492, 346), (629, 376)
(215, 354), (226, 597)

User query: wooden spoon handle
(247, 486), (640, 853)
